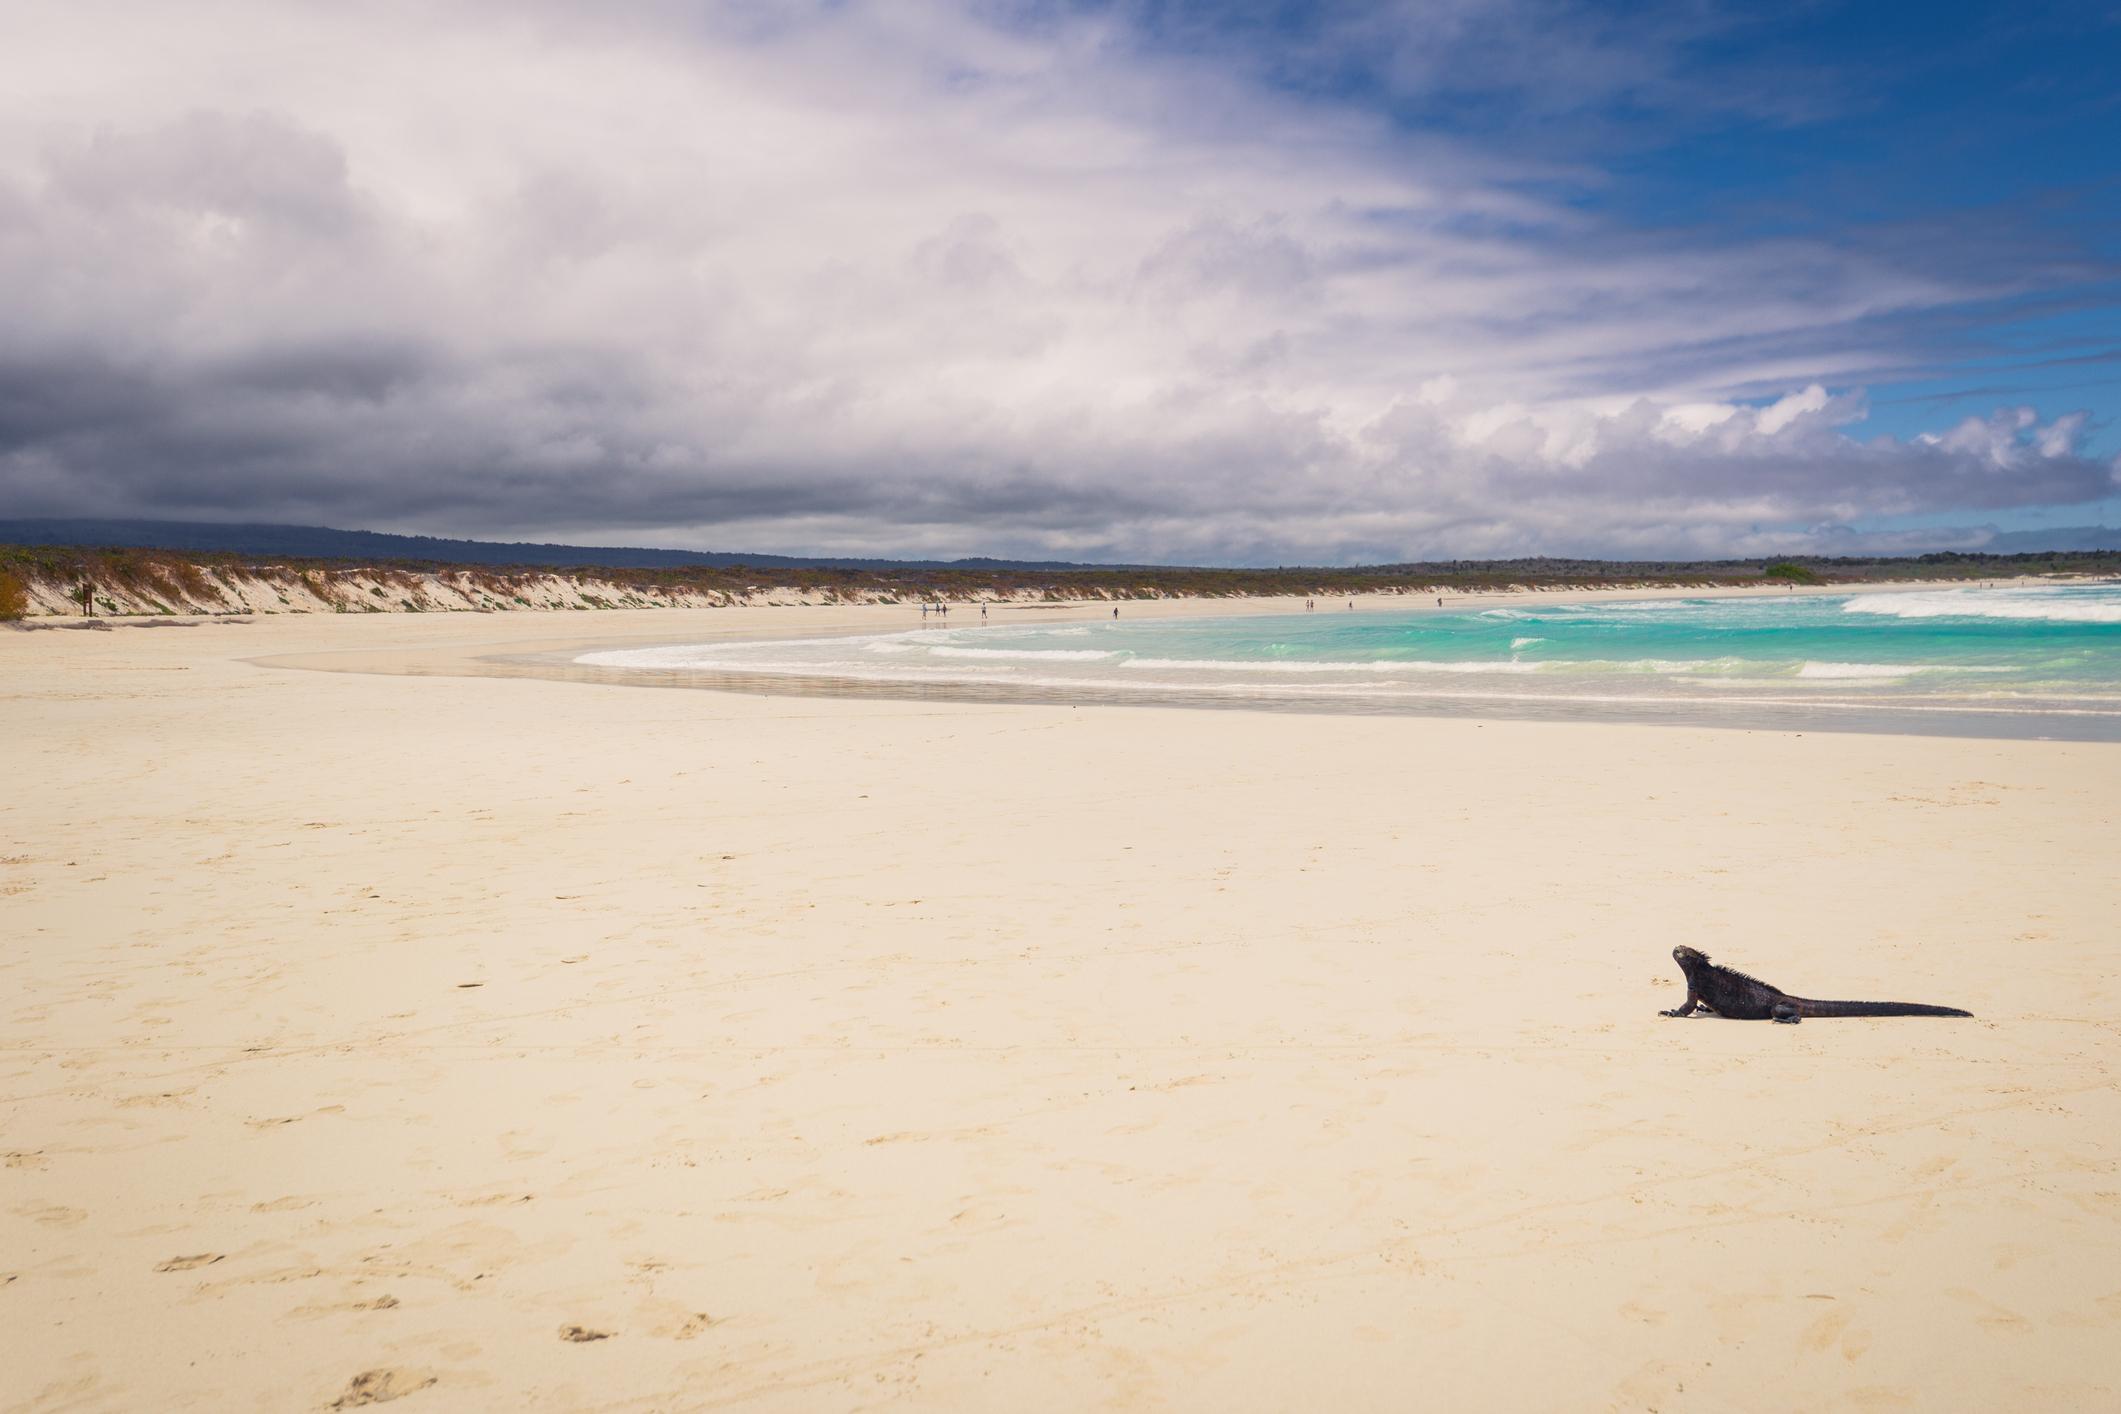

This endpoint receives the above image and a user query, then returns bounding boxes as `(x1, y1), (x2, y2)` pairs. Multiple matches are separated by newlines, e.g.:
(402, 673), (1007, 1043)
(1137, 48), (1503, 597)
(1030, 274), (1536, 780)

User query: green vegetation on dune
(0, 567), (28, 620)
(2, 540), (2115, 616)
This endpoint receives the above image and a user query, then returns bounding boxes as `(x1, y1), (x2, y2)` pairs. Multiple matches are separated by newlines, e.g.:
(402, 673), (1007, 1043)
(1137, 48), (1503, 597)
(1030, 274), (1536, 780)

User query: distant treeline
(4, 539), (2116, 612)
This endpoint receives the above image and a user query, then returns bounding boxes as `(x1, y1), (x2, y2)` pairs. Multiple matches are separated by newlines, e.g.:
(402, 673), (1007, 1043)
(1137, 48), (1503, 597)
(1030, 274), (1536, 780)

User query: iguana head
(1672, 945), (1708, 969)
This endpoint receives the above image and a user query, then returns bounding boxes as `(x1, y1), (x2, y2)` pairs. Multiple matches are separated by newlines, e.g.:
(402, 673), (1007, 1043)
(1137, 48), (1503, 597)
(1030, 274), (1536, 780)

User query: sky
(1, 0), (2117, 564)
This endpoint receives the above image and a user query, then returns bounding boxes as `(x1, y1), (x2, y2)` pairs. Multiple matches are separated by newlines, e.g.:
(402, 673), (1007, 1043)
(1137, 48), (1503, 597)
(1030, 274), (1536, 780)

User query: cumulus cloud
(0, 0), (2112, 561)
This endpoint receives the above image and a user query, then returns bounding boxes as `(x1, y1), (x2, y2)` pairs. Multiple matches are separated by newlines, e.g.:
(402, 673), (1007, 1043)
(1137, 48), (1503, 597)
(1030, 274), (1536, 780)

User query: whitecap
(1843, 589), (2121, 624)
(926, 646), (1117, 662)
(1118, 656), (1544, 675)
(1797, 661), (1915, 680)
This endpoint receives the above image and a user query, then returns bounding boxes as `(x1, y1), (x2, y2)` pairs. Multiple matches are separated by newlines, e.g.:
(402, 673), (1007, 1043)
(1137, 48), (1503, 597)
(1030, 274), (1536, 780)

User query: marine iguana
(1660, 946), (1971, 1023)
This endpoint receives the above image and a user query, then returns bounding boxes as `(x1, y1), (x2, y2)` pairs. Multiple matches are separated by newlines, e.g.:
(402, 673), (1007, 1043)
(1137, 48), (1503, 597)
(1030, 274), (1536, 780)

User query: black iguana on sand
(1660, 946), (1972, 1023)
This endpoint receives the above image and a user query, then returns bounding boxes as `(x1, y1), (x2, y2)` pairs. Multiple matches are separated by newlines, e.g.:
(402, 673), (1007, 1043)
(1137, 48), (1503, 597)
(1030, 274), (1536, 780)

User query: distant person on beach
(1113, 606), (1120, 618)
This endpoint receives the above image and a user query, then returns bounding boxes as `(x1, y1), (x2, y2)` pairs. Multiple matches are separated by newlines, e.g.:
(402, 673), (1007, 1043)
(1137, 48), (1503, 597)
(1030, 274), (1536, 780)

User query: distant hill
(0, 518), (1120, 573)
(1983, 525), (2121, 553)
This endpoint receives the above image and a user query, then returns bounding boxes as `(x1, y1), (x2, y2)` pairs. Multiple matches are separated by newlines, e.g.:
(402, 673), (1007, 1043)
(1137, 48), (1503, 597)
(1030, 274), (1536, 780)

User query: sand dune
(3, 603), (2118, 1411)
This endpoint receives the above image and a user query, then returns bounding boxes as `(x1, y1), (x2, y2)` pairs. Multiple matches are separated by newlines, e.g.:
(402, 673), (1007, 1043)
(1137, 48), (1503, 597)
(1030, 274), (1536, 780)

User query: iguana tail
(1795, 998), (1972, 1018)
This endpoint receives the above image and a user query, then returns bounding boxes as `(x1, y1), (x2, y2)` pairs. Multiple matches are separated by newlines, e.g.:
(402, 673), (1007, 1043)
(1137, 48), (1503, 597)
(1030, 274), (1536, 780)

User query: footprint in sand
(454, 1192), (535, 1208)
(331, 1369), (436, 1407)
(155, 1254), (225, 1272)
(251, 1195), (318, 1213)
(1799, 1309), (1872, 1360)
(559, 1325), (615, 1342)
(17, 1202), (87, 1228)
(292, 1293), (400, 1319)
(1946, 1287), (2033, 1335)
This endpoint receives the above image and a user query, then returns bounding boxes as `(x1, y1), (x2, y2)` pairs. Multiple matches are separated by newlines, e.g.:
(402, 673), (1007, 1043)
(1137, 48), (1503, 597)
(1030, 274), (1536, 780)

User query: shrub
(1764, 561), (1821, 585)
(0, 568), (28, 620)
(150, 556), (210, 602)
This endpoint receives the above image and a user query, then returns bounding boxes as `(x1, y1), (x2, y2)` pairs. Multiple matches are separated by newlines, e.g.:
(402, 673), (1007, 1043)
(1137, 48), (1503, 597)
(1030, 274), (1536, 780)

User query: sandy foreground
(3, 598), (2118, 1413)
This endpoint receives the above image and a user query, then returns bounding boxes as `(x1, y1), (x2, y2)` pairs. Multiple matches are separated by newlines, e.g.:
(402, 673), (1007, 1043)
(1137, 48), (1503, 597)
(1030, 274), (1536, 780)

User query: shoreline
(247, 577), (2121, 743)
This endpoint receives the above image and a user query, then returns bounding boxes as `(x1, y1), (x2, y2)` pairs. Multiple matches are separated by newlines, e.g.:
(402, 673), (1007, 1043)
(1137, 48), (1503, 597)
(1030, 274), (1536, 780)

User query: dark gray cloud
(0, 0), (2114, 562)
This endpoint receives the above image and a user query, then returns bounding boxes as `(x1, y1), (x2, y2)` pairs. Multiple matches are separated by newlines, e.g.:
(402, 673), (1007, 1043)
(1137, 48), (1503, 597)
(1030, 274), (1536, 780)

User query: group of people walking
(920, 601), (988, 620)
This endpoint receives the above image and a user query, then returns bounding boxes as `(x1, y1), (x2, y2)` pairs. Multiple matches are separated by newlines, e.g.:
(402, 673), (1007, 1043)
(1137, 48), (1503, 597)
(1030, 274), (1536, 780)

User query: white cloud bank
(0, 0), (2111, 561)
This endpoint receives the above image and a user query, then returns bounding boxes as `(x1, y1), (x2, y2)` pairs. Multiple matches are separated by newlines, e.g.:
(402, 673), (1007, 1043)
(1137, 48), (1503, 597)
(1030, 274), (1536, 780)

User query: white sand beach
(4, 601), (2118, 1412)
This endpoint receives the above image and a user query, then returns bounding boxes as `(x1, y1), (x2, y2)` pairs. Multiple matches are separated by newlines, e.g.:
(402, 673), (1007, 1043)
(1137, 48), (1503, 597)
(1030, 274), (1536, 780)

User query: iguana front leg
(1660, 993), (1700, 1017)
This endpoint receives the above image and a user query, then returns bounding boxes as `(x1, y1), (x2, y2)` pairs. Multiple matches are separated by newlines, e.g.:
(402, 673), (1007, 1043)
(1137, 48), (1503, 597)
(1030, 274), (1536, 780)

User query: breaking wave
(1844, 587), (2121, 624)
(925, 646), (1117, 662)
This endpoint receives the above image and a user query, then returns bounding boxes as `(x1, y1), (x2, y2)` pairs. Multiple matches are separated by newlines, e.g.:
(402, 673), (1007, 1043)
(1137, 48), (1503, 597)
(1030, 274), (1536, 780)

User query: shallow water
(572, 584), (2121, 740)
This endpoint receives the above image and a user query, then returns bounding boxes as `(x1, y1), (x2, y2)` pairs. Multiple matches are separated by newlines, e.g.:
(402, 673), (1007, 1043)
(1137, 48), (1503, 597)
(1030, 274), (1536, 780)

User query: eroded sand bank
(3, 603), (2117, 1411)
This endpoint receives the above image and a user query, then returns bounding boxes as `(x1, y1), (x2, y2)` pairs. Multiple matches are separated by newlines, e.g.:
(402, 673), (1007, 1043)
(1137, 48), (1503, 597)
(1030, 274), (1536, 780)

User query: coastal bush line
(2, 541), (2115, 618)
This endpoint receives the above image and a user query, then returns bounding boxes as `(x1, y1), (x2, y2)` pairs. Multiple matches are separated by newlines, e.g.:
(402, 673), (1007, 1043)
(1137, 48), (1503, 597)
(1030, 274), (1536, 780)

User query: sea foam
(1843, 588), (2121, 624)
(1796, 661), (1915, 680)
(1118, 656), (1544, 674)
(925, 646), (1117, 662)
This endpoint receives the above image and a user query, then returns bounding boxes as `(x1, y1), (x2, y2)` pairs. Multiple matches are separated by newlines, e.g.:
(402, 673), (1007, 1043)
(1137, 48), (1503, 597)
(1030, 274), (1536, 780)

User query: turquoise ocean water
(577, 583), (2121, 739)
